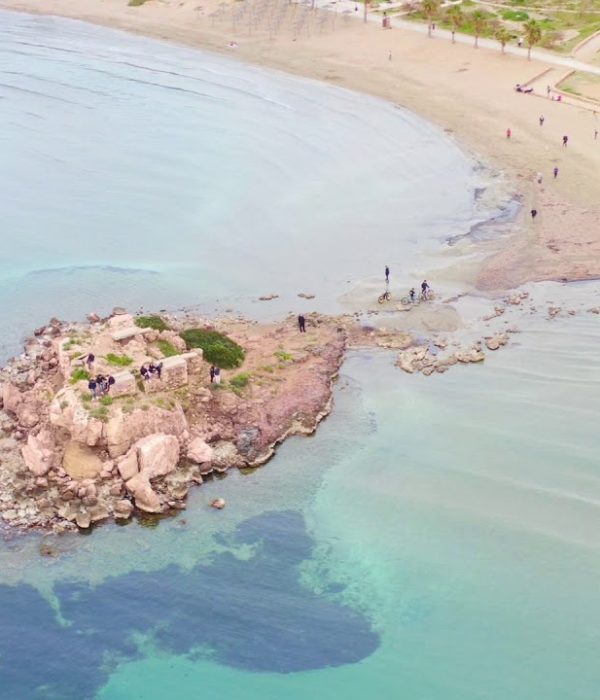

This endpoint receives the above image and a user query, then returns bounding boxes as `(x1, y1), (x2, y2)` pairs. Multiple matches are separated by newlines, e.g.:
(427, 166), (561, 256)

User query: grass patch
(135, 315), (169, 331)
(501, 9), (529, 20)
(230, 372), (251, 389)
(156, 339), (178, 357)
(274, 350), (293, 362)
(100, 396), (113, 406)
(60, 400), (69, 410)
(180, 329), (245, 369)
(89, 406), (109, 422)
(128, 0), (151, 5)
(70, 368), (90, 384)
(63, 338), (82, 351)
(105, 353), (134, 367)
(261, 364), (275, 373)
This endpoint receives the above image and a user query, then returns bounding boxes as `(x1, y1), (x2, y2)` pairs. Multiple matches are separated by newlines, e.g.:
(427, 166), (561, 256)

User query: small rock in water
(211, 498), (226, 510)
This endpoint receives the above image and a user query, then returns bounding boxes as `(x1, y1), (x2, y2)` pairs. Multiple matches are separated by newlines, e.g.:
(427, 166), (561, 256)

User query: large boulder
(62, 441), (103, 480)
(21, 434), (54, 476)
(117, 450), (139, 481)
(135, 434), (179, 479)
(125, 474), (161, 513)
(2, 383), (23, 414)
(186, 437), (214, 464)
(105, 405), (187, 458)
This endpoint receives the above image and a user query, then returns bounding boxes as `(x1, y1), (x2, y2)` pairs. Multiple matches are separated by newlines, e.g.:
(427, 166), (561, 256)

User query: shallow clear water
(1, 10), (600, 700)
(0, 9), (480, 361)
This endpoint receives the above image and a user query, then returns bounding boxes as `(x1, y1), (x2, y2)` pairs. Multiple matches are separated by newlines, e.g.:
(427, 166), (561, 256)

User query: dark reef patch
(0, 511), (379, 699)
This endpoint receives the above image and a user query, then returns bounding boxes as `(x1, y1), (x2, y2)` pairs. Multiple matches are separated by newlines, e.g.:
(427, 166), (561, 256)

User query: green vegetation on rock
(180, 329), (245, 369)
(230, 372), (251, 389)
(156, 339), (178, 357)
(105, 353), (134, 367)
(134, 315), (169, 331)
(70, 368), (90, 384)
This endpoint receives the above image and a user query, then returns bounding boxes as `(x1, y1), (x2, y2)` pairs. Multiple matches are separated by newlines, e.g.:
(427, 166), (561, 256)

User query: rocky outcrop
(105, 406), (188, 458)
(135, 434), (179, 479)
(62, 441), (103, 480)
(21, 433), (53, 476)
(187, 437), (214, 464)
(125, 473), (161, 513)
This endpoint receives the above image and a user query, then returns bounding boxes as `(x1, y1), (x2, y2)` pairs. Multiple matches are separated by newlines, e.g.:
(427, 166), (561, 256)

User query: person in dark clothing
(531, 209), (538, 219)
(140, 365), (150, 381)
(86, 353), (95, 370)
(409, 288), (416, 303)
(298, 315), (306, 333)
(562, 135), (568, 147)
(88, 378), (98, 400)
(155, 362), (163, 380)
(107, 376), (115, 393)
(553, 167), (559, 179)
(210, 365), (216, 383)
(385, 265), (390, 283)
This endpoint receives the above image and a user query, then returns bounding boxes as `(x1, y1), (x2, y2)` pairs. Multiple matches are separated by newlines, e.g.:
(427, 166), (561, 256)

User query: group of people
(140, 362), (163, 381)
(409, 279), (431, 302)
(88, 374), (115, 399)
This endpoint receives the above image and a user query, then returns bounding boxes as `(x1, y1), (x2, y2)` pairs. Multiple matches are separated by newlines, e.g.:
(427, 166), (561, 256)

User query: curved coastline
(1, 0), (600, 289)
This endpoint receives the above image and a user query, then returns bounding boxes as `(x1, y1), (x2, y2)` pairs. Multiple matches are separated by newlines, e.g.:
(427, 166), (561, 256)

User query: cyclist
(421, 280), (430, 300)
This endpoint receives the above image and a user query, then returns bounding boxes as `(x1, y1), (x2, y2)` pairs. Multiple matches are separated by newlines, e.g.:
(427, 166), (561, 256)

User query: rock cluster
(0, 310), (346, 532)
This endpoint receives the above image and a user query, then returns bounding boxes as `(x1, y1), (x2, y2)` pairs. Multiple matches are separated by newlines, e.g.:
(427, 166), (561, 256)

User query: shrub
(100, 396), (113, 406)
(128, 0), (151, 5)
(156, 339), (178, 357)
(89, 406), (109, 422)
(180, 329), (245, 369)
(230, 372), (251, 389)
(70, 368), (90, 384)
(105, 353), (133, 367)
(275, 350), (293, 362)
(60, 400), (69, 410)
(134, 315), (169, 331)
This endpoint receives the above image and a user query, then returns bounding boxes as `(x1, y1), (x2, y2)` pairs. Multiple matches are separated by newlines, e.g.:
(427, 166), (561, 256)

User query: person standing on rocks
(86, 353), (95, 371)
(213, 366), (221, 384)
(210, 365), (216, 383)
(88, 377), (98, 400)
(298, 315), (306, 333)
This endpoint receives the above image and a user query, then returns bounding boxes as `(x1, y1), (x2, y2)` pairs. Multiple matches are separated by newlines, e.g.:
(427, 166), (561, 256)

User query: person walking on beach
(298, 315), (306, 333)
(563, 135), (568, 147)
(531, 208), (538, 220)
(385, 265), (390, 283)
(595, 129), (598, 140)
(539, 115), (545, 126)
(421, 279), (430, 299)
(409, 287), (416, 303)
(210, 365), (216, 383)
(506, 128), (512, 139)
(553, 167), (559, 179)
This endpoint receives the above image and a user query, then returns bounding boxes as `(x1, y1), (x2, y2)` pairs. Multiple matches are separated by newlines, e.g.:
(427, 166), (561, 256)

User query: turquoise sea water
(1, 10), (600, 700)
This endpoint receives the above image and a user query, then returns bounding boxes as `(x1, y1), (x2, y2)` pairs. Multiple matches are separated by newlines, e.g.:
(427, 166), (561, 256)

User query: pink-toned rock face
(187, 437), (214, 464)
(2, 383), (23, 414)
(117, 450), (139, 481)
(125, 473), (161, 513)
(21, 434), (53, 476)
(105, 406), (188, 458)
(135, 434), (179, 480)
(159, 330), (187, 354)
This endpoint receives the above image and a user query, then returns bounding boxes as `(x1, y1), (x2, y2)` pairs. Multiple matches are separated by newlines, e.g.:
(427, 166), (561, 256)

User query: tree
(495, 26), (511, 53)
(524, 19), (542, 59)
(422, 0), (441, 37)
(447, 6), (464, 44)
(471, 10), (487, 48)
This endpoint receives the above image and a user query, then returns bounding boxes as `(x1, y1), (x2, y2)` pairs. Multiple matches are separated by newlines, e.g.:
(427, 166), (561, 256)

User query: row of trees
(421, 0), (543, 59)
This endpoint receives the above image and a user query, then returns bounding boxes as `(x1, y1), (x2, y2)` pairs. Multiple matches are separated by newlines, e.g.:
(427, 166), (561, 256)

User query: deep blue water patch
(0, 511), (379, 699)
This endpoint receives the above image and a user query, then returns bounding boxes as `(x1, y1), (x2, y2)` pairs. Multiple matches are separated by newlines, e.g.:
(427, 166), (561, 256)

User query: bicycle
(378, 290), (392, 304)
(400, 289), (434, 305)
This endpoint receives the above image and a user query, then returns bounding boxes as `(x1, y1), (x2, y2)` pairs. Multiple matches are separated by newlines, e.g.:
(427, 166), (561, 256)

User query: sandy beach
(2, 0), (600, 290)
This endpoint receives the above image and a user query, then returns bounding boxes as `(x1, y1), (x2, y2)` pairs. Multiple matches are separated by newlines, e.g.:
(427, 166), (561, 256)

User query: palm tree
(495, 26), (511, 53)
(471, 10), (487, 48)
(422, 0), (440, 37)
(524, 19), (542, 59)
(447, 6), (464, 44)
